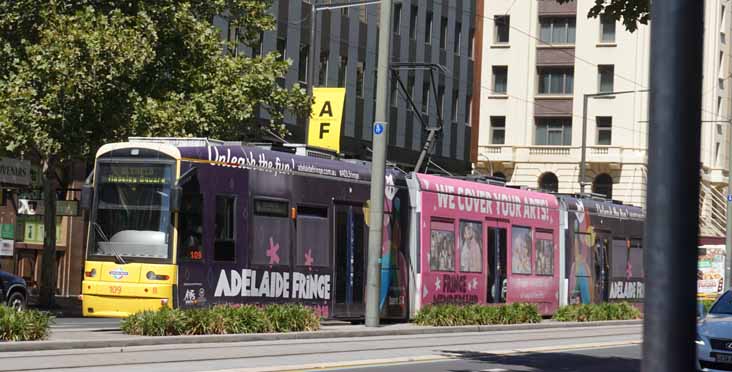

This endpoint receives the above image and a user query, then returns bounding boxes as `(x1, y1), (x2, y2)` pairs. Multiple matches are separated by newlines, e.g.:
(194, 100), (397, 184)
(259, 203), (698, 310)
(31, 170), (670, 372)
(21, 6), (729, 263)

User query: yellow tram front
(81, 144), (180, 317)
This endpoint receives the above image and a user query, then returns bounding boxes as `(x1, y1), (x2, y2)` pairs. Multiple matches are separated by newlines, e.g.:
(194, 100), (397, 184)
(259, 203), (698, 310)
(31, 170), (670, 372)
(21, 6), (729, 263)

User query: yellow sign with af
(308, 88), (346, 153)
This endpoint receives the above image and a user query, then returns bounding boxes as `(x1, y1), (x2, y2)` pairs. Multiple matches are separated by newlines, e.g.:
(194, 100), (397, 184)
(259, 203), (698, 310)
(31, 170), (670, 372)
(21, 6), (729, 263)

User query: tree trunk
(39, 157), (57, 309)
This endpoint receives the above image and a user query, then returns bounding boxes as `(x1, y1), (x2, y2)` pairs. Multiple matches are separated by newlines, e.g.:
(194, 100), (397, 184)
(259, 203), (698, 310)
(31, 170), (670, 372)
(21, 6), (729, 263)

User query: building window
(720, 78), (726, 90)
(409, 5), (418, 39)
(422, 82), (431, 113)
(338, 55), (348, 87)
(276, 37), (287, 61)
(298, 44), (309, 84)
(440, 17), (448, 49)
(538, 68), (574, 95)
(538, 172), (559, 192)
(490, 116), (506, 144)
(495, 15), (510, 43)
(468, 28), (475, 59)
(359, 6), (367, 23)
(425, 11), (433, 43)
(356, 61), (364, 97)
(393, 3), (402, 34)
(600, 14), (616, 43)
(493, 66), (508, 94)
(539, 17), (576, 44)
(390, 82), (398, 107)
(438, 86), (445, 117)
(596, 116), (612, 145)
(592, 173), (613, 198)
(719, 96), (724, 115)
(535, 118), (572, 145)
(452, 90), (459, 121)
(598, 65), (614, 93)
(318, 51), (329, 85)
(407, 74), (415, 111)
(454, 22), (462, 54)
(466, 95), (473, 125)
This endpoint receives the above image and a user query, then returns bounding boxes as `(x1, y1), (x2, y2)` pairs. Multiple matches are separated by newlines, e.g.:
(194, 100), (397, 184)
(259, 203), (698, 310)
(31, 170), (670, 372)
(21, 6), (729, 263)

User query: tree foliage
(0, 0), (309, 162)
(558, 0), (650, 33)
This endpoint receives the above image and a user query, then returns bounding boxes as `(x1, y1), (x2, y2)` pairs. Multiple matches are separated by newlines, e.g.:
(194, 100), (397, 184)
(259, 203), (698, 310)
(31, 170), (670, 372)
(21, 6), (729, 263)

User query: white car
(698, 290), (732, 371)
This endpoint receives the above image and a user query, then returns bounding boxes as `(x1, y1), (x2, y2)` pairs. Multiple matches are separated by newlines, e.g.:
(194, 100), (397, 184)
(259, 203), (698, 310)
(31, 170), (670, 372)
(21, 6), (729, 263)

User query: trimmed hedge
(414, 303), (542, 327)
(0, 306), (53, 341)
(552, 302), (641, 322)
(121, 304), (320, 336)
(701, 299), (716, 313)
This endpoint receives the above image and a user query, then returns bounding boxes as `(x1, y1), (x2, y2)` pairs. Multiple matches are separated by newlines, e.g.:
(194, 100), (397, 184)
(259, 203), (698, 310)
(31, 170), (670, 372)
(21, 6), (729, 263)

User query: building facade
(476, 0), (731, 209)
(215, 0), (479, 174)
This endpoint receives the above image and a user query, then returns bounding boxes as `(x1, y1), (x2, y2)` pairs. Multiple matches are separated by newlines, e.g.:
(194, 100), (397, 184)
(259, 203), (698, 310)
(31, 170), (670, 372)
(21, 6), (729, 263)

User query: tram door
(333, 204), (367, 318)
(486, 221), (508, 303)
(593, 232), (611, 303)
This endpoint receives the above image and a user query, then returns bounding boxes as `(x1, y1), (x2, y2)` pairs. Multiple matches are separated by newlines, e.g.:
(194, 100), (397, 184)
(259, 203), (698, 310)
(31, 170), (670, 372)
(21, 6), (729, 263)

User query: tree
(0, 0), (309, 308)
(557, 0), (650, 32)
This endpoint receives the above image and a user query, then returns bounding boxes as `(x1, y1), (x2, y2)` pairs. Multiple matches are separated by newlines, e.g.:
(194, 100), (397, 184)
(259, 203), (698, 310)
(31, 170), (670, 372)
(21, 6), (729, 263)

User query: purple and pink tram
(82, 139), (643, 319)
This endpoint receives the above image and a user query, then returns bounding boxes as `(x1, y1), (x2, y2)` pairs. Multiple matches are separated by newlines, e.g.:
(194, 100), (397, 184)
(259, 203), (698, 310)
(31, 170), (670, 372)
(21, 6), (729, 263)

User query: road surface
(0, 324), (641, 372)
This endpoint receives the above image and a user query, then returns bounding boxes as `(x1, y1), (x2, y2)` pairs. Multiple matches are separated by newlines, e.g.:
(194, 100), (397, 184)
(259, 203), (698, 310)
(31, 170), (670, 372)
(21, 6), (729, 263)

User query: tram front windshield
(90, 162), (174, 261)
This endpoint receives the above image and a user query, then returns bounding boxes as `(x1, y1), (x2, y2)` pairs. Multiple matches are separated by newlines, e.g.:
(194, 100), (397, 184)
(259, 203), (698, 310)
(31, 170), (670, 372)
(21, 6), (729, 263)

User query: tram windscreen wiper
(92, 222), (127, 265)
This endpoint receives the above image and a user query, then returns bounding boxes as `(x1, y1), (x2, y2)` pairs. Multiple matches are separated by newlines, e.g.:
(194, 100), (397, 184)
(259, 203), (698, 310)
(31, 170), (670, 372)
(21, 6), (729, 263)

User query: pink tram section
(408, 174), (561, 315)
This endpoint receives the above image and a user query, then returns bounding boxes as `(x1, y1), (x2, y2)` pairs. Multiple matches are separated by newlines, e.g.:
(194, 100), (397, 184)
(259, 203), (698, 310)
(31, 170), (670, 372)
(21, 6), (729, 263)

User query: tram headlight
(84, 268), (97, 278)
(146, 271), (170, 281)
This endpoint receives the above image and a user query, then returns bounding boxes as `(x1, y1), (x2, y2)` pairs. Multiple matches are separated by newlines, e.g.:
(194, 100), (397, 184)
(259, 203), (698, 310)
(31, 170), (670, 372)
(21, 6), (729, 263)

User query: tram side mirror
(170, 185), (182, 213)
(80, 184), (94, 210)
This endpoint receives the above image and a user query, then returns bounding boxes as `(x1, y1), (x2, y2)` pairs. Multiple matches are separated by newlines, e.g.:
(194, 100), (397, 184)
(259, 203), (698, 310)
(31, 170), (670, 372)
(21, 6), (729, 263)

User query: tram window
(628, 239), (643, 278)
(214, 195), (236, 262)
(296, 207), (329, 268)
(511, 226), (532, 275)
(252, 199), (290, 267)
(611, 239), (628, 278)
(430, 221), (455, 272)
(179, 193), (204, 261)
(254, 199), (289, 217)
(534, 231), (553, 276)
(459, 221), (482, 273)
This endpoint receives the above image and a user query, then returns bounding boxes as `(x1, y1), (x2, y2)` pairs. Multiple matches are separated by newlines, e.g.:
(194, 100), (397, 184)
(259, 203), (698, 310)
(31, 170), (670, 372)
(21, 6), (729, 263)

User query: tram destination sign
(0, 157), (31, 186)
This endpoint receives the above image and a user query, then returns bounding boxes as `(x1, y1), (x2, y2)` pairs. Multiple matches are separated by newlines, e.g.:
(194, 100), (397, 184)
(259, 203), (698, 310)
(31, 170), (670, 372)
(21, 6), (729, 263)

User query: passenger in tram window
(460, 222), (482, 273)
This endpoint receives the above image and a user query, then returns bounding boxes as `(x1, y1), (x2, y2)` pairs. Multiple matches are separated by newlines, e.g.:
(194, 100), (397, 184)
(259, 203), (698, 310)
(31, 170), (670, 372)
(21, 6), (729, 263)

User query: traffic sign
(374, 122), (385, 135)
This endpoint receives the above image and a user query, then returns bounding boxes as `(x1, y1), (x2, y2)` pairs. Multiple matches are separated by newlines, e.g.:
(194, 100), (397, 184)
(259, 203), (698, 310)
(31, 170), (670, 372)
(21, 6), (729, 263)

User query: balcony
(477, 145), (647, 167)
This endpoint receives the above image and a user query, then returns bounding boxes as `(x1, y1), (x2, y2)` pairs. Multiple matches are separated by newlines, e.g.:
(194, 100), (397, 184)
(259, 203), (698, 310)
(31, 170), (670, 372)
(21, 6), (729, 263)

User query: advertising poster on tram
(698, 245), (725, 297)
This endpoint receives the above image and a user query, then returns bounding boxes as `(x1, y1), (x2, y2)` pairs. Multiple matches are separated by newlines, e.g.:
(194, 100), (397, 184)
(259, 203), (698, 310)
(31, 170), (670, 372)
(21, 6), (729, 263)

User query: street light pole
(579, 89), (649, 194)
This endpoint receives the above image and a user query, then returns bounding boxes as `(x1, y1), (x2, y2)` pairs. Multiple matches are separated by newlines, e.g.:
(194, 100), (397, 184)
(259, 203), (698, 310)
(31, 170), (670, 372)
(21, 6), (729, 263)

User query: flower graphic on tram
(304, 248), (314, 268)
(266, 237), (280, 265)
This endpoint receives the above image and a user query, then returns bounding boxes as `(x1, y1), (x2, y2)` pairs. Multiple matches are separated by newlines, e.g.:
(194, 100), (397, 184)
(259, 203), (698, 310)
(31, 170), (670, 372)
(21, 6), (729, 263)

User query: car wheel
(7, 291), (25, 311)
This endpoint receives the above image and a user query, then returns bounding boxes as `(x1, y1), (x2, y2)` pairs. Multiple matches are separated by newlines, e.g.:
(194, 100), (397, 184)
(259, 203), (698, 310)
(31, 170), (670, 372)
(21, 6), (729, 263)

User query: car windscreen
(710, 291), (732, 315)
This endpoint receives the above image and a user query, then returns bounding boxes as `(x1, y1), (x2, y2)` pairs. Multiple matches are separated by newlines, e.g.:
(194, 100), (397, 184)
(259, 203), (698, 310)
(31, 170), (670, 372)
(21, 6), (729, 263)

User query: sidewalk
(0, 319), (642, 353)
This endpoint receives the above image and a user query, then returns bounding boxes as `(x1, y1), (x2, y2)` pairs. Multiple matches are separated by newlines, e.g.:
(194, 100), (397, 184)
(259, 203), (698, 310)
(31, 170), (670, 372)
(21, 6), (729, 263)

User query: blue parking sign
(374, 122), (385, 135)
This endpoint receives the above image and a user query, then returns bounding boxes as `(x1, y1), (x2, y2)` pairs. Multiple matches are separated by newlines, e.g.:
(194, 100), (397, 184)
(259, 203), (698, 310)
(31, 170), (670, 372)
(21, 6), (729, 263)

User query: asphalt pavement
(0, 324), (641, 372)
(324, 344), (641, 372)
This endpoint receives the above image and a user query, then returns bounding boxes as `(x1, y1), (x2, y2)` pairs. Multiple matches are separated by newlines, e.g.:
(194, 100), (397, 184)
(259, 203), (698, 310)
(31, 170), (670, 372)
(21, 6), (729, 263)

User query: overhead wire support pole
(365, 0), (392, 328)
(579, 89), (649, 194)
(643, 0), (703, 370)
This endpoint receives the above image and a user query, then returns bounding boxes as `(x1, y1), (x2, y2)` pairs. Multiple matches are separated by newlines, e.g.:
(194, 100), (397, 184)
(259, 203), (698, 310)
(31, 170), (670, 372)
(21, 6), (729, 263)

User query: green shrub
(702, 299), (716, 313)
(414, 303), (541, 327)
(121, 306), (186, 336)
(121, 304), (320, 336)
(552, 302), (641, 322)
(0, 305), (53, 341)
(264, 304), (320, 332)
